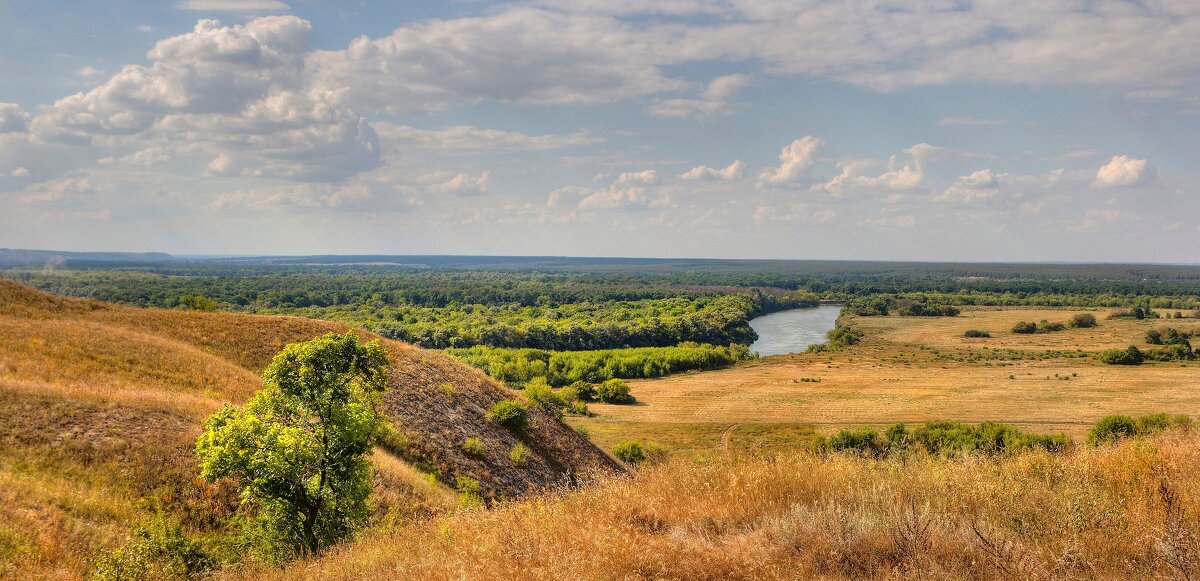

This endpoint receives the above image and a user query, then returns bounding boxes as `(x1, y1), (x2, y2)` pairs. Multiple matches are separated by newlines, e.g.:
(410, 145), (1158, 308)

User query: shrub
(596, 379), (634, 404)
(1146, 329), (1163, 345)
(461, 437), (486, 458)
(612, 441), (646, 465)
(523, 379), (565, 418)
(488, 400), (529, 431)
(567, 380), (597, 401)
(1097, 346), (1144, 365)
(508, 442), (532, 466)
(93, 519), (215, 581)
(1087, 415), (1138, 445)
(455, 476), (483, 508)
(826, 428), (884, 456)
(1037, 320), (1066, 333)
(1012, 321), (1037, 334)
(963, 329), (991, 338)
(1069, 313), (1097, 328)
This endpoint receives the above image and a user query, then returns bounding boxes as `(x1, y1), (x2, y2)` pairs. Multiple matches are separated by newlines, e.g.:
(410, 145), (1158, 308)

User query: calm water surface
(748, 306), (841, 356)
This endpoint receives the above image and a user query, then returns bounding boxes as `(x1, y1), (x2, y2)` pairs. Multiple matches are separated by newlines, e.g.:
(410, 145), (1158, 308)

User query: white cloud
(935, 169), (1000, 203)
(0, 103), (29, 133)
(20, 177), (94, 204)
(1094, 155), (1151, 187)
(428, 171), (490, 196)
(178, 0), (289, 11)
(819, 144), (932, 195)
(758, 136), (822, 185)
(702, 74), (752, 101)
(645, 98), (732, 119)
(10, 166), (30, 177)
(616, 169), (659, 185)
(680, 160), (744, 181)
(77, 66), (104, 79)
(374, 124), (601, 152)
(309, 7), (686, 115)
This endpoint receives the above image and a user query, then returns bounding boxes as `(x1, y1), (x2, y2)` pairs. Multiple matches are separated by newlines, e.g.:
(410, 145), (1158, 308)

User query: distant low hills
(0, 247), (177, 268)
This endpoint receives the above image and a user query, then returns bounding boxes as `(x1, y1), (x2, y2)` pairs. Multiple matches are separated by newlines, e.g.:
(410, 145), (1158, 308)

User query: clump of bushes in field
(488, 400), (529, 431)
(611, 440), (667, 466)
(819, 421), (1067, 457)
(963, 329), (990, 338)
(1012, 319), (1066, 334)
(1069, 313), (1098, 328)
(1108, 306), (1160, 320)
(1097, 346), (1144, 365)
(1139, 328), (1196, 361)
(845, 296), (893, 316)
(1087, 413), (1191, 445)
(447, 343), (749, 388)
(595, 378), (634, 404)
(807, 324), (863, 353)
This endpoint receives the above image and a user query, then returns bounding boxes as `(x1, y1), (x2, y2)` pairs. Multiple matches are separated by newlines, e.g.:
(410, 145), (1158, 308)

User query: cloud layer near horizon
(1, 2), (1197, 261)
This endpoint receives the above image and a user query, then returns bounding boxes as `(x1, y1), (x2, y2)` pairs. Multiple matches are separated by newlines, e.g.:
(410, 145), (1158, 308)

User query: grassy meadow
(572, 307), (1200, 452)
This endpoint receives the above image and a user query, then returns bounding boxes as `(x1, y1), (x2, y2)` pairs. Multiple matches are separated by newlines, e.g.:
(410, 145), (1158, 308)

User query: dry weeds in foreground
(243, 431), (1200, 580)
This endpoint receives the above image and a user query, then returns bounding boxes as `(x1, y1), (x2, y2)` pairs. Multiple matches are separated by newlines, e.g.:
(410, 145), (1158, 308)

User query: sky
(0, 0), (1198, 262)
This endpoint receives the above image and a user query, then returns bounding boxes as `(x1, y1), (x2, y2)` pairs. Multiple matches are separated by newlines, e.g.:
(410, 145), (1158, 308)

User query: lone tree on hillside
(195, 333), (389, 559)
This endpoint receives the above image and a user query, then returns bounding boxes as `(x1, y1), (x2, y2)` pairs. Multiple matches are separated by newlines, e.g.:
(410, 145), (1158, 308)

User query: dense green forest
(447, 343), (750, 387)
(5, 256), (1199, 388)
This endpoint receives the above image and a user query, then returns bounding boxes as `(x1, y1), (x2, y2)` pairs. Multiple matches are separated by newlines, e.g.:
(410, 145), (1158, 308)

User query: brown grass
(581, 307), (1200, 451)
(0, 279), (616, 579)
(233, 430), (1200, 580)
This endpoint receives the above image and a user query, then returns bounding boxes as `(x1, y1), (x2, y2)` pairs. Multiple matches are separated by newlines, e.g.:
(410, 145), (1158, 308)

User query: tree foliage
(194, 333), (389, 559)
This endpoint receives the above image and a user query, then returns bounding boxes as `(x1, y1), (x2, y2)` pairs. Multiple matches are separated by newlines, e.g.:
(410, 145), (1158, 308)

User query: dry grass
(235, 430), (1200, 580)
(582, 307), (1200, 451)
(0, 279), (617, 579)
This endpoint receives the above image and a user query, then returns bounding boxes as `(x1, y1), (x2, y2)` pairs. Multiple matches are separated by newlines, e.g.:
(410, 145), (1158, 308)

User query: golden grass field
(572, 307), (1200, 452)
(238, 430), (1200, 580)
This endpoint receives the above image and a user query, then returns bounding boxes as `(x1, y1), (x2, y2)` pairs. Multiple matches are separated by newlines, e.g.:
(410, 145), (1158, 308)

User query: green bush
(826, 428), (884, 456)
(461, 437), (486, 458)
(93, 519), (215, 581)
(508, 442), (533, 466)
(963, 329), (990, 338)
(488, 400), (529, 431)
(1069, 313), (1098, 328)
(596, 378), (634, 404)
(566, 380), (597, 401)
(455, 476), (483, 508)
(612, 441), (646, 465)
(1087, 415), (1138, 445)
(1037, 320), (1066, 332)
(1097, 346), (1144, 365)
(523, 379), (565, 418)
(1012, 321), (1037, 334)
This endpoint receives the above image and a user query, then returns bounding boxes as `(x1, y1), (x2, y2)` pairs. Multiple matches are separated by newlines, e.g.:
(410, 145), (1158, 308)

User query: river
(748, 305), (842, 356)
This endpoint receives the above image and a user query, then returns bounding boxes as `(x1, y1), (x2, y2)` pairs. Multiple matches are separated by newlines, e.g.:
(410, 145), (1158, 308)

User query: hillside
(239, 429), (1200, 580)
(0, 279), (619, 578)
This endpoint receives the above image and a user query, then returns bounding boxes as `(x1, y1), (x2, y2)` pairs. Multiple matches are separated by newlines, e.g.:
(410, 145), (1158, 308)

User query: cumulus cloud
(26, 17), (379, 181)
(616, 169), (660, 185)
(820, 144), (937, 195)
(309, 7), (685, 116)
(10, 166), (29, 177)
(934, 169), (1000, 203)
(0, 103), (29, 133)
(20, 177), (94, 204)
(679, 160), (744, 181)
(646, 74), (752, 118)
(758, 136), (822, 185)
(1093, 155), (1151, 187)
(428, 171), (490, 196)
(374, 123), (601, 152)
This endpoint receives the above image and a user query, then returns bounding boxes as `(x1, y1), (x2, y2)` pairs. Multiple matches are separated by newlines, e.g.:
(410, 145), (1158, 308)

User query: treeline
(302, 292), (812, 351)
(447, 343), (750, 387)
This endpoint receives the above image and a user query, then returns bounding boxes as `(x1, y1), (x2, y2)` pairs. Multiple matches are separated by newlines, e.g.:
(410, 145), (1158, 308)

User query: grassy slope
(240, 430), (1200, 580)
(0, 279), (618, 578)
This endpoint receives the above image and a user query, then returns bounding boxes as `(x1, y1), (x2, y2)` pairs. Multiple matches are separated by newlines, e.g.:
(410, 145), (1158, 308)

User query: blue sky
(1, 0), (1198, 261)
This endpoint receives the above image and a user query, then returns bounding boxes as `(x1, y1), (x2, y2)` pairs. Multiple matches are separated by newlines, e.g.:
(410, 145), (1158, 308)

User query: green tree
(195, 333), (389, 558)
